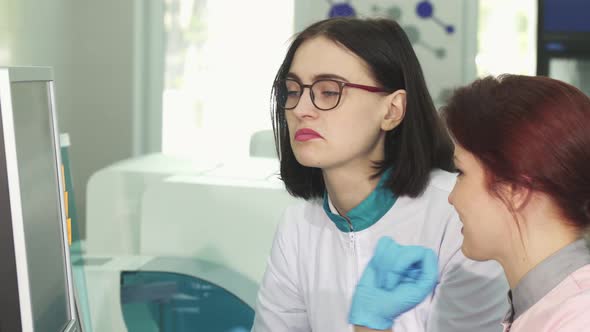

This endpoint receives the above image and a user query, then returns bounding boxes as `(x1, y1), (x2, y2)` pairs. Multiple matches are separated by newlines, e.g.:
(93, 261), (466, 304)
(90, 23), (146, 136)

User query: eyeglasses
(277, 78), (390, 111)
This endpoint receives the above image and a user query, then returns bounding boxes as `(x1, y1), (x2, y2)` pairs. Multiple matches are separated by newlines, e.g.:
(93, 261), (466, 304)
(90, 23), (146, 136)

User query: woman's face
(448, 144), (514, 261)
(284, 36), (396, 171)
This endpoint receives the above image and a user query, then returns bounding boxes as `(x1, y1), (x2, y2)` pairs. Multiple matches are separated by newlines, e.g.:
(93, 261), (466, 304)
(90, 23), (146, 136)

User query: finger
(413, 249), (439, 295)
(378, 266), (423, 288)
(377, 246), (424, 289)
(379, 270), (401, 291)
(405, 265), (422, 280)
(390, 246), (429, 274)
(417, 249), (439, 281)
(371, 236), (400, 268)
(372, 237), (403, 290)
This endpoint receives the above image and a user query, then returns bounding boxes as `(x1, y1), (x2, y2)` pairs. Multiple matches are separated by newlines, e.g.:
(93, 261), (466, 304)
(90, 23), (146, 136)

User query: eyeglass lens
(282, 80), (342, 110)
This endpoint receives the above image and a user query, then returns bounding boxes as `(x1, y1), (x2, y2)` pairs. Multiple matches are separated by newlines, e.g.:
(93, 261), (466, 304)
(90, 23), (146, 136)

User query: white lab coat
(252, 170), (509, 332)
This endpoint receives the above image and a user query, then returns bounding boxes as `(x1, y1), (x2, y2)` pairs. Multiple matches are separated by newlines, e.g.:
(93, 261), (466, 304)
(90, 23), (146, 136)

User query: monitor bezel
(0, 67), (79, 332)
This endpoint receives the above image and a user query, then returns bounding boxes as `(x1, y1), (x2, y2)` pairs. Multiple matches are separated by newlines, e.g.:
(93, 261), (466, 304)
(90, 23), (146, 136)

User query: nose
(448, 186), (455, 206)
(292, 87), (319, 119)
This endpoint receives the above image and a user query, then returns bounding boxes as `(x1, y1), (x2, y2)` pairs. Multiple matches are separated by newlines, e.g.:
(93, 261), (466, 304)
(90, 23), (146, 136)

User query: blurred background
(1, 0), (588, 331)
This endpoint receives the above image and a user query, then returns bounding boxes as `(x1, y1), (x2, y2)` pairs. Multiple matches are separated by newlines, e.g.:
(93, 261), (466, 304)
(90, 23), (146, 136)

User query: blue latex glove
(348, 237), (439, 330)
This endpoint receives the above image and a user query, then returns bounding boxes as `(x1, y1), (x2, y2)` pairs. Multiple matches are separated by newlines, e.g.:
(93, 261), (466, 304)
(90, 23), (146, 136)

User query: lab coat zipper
(343, 216), (359, 279)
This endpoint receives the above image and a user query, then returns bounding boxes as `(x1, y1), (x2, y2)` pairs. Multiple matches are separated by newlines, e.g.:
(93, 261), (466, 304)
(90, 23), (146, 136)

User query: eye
(313, 80), (341, 98)
(287, 90), (301, 97)
(321, 90), (340, 97)
(456, 168), (464, 177)
(284, 80), (301, 97)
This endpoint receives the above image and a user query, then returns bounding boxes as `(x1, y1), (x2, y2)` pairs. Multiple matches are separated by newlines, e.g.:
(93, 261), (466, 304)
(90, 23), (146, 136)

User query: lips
(295, 128), (323, 142)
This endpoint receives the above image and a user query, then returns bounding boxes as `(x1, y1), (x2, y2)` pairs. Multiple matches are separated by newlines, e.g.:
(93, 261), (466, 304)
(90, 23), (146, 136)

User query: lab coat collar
(505, 238), (590, 323)
(322, 168), (397, 233)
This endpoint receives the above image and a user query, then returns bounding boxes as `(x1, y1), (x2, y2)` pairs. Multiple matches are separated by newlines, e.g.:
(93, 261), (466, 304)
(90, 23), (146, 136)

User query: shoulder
(409, 170), (467, 265)
(544, 265), (590, 303)
(397, 169), (457, 218)
(382, 169), (460, 252)
(537, 288), (590, 331)
(278, 198), (327, 233)
(560, 287), (590, 311)
(426, 169), (458, 194)
(272, 198), (336, 259)
(515, 269), (590, 331)
(282, 198), (323, 220)
(415, 169), (458, 225)
(568, 264), (590, 289)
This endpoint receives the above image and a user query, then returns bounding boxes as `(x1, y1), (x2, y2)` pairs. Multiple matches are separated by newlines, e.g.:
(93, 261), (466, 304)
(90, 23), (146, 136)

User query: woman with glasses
(251, 17), (508, 332)
(350, 75), (590, 332)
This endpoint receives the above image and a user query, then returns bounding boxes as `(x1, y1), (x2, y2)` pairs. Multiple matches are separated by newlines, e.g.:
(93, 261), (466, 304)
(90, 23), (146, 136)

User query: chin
(293, 150), (325, 168)
(294, 156), (323, 168)
(461, 244), (490, 262)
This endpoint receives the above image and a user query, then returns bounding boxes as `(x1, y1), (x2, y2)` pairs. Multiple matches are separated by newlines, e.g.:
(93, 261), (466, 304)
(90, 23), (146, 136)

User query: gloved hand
(348, 237), (439, 330)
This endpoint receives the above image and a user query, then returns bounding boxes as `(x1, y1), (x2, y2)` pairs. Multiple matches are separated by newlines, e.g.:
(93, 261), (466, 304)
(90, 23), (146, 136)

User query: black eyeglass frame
(279, 78), (391, 111)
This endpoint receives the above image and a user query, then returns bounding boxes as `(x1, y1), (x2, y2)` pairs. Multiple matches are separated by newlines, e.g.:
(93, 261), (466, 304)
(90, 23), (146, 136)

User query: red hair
(443, 75), (590, 230)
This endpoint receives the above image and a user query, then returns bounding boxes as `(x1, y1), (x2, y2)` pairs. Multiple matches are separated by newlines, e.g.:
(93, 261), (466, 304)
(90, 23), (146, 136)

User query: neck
(497, 223), (580, 289)
(323, 165), (380, 216)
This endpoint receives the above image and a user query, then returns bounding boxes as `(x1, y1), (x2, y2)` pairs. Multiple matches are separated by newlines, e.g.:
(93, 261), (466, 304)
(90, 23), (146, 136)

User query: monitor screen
(543, 0), (590, 33)
(0, 67), (79, 332)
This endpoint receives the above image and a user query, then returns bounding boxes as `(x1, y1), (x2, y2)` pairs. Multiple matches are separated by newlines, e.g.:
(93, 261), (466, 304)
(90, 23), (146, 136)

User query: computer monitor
(542, 0), (590, 33)
(0, 67), (80, 332)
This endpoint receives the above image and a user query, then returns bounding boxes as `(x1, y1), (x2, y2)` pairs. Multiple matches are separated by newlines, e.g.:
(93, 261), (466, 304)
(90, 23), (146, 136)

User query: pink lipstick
(295, 128), (322, 142)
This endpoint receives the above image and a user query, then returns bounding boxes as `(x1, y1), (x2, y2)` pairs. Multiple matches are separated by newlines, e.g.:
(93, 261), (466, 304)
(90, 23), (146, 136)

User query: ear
(506, 183), (533, 212)
(381, 89), (406, 131)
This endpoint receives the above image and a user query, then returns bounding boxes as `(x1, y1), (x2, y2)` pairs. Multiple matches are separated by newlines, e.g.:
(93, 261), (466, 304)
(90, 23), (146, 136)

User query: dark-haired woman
(251, 17), (507, 332)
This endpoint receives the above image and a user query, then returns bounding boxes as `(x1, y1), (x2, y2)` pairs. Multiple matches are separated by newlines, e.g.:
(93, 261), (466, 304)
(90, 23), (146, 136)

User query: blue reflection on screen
(544, 0), (590, 32)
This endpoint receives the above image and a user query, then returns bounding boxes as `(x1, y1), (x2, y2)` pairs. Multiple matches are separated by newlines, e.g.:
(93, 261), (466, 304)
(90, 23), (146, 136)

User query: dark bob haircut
(443, 74), (590, 230)
(271, 17), (454, 200)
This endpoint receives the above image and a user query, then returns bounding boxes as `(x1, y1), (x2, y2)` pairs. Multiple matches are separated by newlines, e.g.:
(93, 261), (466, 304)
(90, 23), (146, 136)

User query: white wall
(66, 0), (136, 239)
(0, 0), (479, 238)
(0, 0), (161, 238)
(294, 0), (478, 108)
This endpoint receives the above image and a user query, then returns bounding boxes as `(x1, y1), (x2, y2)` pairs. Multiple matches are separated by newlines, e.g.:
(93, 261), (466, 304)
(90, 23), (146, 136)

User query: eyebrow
(286, 72), (350, 82)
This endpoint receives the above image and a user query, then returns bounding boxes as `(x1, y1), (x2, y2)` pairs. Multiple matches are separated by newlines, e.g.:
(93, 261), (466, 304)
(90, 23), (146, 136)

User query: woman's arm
(425, 214), (509, 332)
(251, 216), (311, 331)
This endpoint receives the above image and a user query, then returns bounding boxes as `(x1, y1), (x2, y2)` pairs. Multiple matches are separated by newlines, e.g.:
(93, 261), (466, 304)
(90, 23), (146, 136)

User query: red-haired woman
(351, 75), (590, 332)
